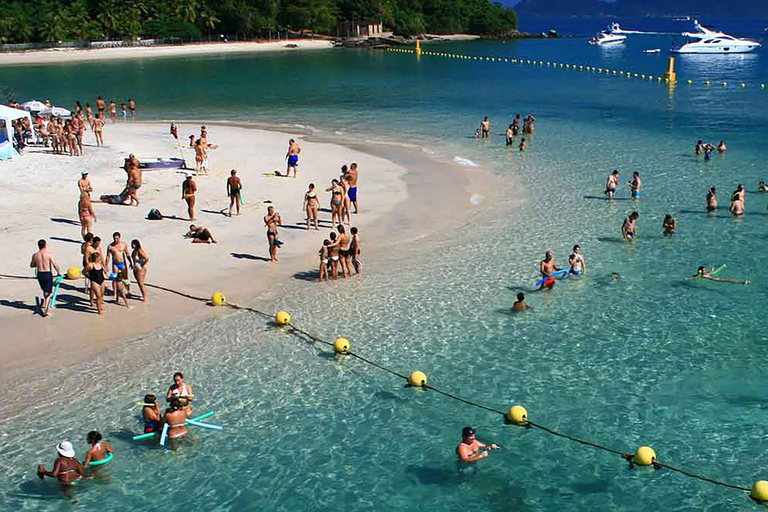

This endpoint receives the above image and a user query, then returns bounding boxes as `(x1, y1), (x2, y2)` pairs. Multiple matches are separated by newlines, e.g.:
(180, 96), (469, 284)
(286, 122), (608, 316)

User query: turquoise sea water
(2, 32), (768, 511)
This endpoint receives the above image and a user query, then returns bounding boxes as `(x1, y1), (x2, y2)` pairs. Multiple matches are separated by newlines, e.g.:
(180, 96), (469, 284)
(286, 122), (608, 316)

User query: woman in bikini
(326, 179), (343, 227)
(341, 175), (353, 225)
(38, 442), (84, 489)
(85, 252), (106, 314)
(78, 193), (97, 239)
(182, 175), (197, 221)
(337, 224), (352, 278)
(83, 431), (114, 468)
(166, 372), (194, 418)
(92, 113), (105, 147)
(65, 120), (80, 156)
(303, 183), (320, 230)
(164, 398), (188, 444)
(131, 239), (149, 302)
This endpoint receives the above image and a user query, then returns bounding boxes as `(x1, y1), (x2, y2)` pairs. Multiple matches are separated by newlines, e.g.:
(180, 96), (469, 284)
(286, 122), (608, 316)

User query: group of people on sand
(319, 224), (362, 281)
(475, 115), (535, 152)
(318, 163), (359, 228)
(141, 372), (195, 444)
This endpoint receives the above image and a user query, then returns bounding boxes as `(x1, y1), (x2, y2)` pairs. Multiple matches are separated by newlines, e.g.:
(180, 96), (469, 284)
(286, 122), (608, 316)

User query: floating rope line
(384, 47), (768, 90)
(3, 266), (767, 503)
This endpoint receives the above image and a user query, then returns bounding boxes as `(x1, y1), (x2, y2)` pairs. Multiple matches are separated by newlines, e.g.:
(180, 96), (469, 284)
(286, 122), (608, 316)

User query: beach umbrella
(21, 100), (47, 112)
(39, 106), (71, 117)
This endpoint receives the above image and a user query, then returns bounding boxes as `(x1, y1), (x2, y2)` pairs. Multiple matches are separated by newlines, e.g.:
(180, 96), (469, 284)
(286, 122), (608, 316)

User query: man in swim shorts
(345, 163), (359, 213)
(227, 169), (242, 217)
(480, 117), (490, 139)
(127, 164), (142, 206)
(605, 170), (619, 199)
(285, 139), (301, 178)
(456, 427), (498, 463)
(539, 250), (560, 289)
(30, 239), (60, 317)
(185, 224), (217, 244)
(106, 232), (131, 302)
(568, 245), (586, 275)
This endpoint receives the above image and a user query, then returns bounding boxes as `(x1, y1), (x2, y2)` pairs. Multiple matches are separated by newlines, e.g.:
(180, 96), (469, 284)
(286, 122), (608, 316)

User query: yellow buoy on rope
(275, 310), (291, 326)
(211, 292), (226, 306)
(751, 481), (768, 503)
(633, 446), (657, 466)
(66, 266), (82, 280)
(408, 371), (427, 387)
(506, 405), (529, 425)
(334, 337), (350, 354)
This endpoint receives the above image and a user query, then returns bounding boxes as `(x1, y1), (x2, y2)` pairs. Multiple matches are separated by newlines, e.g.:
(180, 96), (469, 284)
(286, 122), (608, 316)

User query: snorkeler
(686, 266), (750, 285)
(456, 427), (498, 463)
(167, 372), (194, 418)
(83, 431), (114, 467)
(622, 211), (639, 240)
(143, 394), (162, 433)
(539, 251), (561, 289)
(568, 245), (586, 275)
(511, 293), (530, 312)
(662, 214), (676, 235)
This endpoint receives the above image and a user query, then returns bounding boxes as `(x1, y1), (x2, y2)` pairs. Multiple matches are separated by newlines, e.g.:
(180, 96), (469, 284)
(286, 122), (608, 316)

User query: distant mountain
(515, 0), (768, 17)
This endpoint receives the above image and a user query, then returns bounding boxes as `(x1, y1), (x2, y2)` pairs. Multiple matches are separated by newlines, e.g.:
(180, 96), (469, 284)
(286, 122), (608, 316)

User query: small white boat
(673, 20), (760, 54)
(589, 24), (627, 46)
(643, 49), (661, 54)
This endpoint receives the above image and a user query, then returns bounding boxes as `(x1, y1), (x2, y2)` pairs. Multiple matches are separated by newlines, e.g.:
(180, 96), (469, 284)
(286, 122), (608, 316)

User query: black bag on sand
(147, 208), (163, 220)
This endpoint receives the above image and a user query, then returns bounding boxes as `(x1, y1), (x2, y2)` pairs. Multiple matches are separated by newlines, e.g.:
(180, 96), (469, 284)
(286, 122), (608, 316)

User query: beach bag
(147, 208), (163, 220)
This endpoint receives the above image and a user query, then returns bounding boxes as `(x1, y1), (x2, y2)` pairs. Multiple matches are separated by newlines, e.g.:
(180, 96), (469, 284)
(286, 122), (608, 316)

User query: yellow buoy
(66, 266), (81, 280)
(751, 481), (768, 502)
(275, 310), (291, 326)
(211, 292), (226, 306)
(334, 337), (350, 354)
(633, 446), (657, 466)
(408, 371), (427, 387)
(506, 405), (528, 425)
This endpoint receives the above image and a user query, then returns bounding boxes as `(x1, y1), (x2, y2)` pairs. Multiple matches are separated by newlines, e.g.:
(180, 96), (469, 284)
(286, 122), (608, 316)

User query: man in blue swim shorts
(106, 232), (132, 303)
(30, 239), (60, 317)
(345, 163), (359, 213)
(285, 139), (301, 178)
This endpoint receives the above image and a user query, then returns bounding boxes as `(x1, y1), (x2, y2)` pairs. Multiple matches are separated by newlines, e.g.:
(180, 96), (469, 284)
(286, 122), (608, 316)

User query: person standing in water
(226, 169), (242, 217)
(480, 117), (490, 139)
(30, 239), (60, 317)
(568, 245), (586, 275)
(622, 211), (639, 240)
(505, 124), (514, 146)
(511, 293), (530, 312)
(167, 372), (194, 418)
(706, 186), (718, 212)
(83, 431), (114, 467)
(142, 395), (162, 433)
(164, 398), (188, 442)
(662, 214), (676, 235)
(519, 138), (527, 152)
(605, 170), (619, 199)
(456, 427), (498, 463)
(539, 250), (560, 289)
(628, 172), (642, 198)
(512, 114), (521, 136)
(717, 140), (727, 153)
(285, 139), (301, 178)
(38, 442), (84, 486)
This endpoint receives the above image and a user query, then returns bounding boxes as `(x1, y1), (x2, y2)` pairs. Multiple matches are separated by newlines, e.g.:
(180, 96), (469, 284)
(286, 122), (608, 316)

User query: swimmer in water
(686, 266), (750, 285)
(167, 371), (194, 418)
(730, 187), (745, 216)
(628, 172), (641, 198)
(568, 245), (586, 275)
(695, 140), (703, 156)
(717, 140), (727, 153)
(539, 250), (560, 289)
(622, 211), (639, 240)
(456, 427), (498, 463)
(164, 398), (188, 442)
(604, 170), (619, 199)
(83, 431), (114, 467)
(511, 292), (530, 312)
(662, 214), (676, 235)
(759, 180), (768, 193)
(38, 441), (84, 487)
(706, 186), (718, 212)
(142, 394), (162, 433)
(518, 138), (527, 152)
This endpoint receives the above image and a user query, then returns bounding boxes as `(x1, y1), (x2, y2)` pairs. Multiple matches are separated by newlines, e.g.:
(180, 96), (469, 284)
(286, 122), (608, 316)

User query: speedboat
(673, 20), (760, 54)
(589, 23), (627, 46)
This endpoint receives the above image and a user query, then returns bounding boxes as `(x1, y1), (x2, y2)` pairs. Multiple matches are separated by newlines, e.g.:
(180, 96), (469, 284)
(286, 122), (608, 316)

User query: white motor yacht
(673, 21), (760, 54)
(589, 23), (628, 46)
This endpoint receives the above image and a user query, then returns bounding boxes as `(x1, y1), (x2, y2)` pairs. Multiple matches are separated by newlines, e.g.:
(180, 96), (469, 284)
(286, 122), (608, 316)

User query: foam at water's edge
(452, 156), (479, 167)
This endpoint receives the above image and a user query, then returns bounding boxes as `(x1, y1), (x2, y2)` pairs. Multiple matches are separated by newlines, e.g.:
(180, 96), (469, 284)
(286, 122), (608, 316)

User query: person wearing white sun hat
(37, 441), (84, 485)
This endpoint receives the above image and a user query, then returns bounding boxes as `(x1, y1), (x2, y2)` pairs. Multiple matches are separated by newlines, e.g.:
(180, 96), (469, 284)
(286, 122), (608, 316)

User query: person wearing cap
(285, 138), (301, 178)
(456, 427), (498, 463)
(37, 441), (84, 485)
(77, 171), (92, 197)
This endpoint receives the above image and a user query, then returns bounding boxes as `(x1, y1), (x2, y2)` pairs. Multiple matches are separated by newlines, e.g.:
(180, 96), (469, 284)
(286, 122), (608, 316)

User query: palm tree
(200, 10), (220, 39)
(176, 0), (198, 24)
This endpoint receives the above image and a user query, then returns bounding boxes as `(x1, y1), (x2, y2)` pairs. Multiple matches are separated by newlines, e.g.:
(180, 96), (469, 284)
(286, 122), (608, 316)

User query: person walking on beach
(285, 139), (301, 178)
(539, 250), (560, 289)
(622, 211), (639, 240)
(194, 139), (207, 175)
(78, 193), (97, 238)
(628, 172), (642, 198)
(304, 183), (320, 230)
(226, 169), (242, 217)
(480, 117), (490, 139)
(85, 252), (106, 314)
(456, 427), (498, 463)
(170, 123), (178, 141)
(265, 206), (283, 262)
(30, 240), (60, 317)
(182, 174), (197, 221)
(346, 163), (359, 214)
(131, 239), (149, 302)
(605, 170), (619, 199)
(127, 164), (142, 206)
(350, 227), (361, 275)
(78, 171), (93, 197)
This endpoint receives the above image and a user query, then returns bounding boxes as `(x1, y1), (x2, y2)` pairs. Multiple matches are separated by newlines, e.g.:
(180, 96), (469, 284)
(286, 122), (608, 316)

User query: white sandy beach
(0, 121), (412, 375)
(0, 39), (333, 67)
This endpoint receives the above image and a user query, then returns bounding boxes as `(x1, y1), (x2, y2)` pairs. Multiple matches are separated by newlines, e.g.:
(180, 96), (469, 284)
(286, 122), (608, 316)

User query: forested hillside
(0, 0), (518, 43)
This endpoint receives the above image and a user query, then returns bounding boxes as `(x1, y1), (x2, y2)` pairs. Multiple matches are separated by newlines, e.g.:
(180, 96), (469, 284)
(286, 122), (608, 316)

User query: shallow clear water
(2, 34), (768, 511)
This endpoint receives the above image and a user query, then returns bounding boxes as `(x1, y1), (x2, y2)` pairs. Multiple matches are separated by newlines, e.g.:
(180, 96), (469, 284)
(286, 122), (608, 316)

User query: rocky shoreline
(332, 30), (559, 48)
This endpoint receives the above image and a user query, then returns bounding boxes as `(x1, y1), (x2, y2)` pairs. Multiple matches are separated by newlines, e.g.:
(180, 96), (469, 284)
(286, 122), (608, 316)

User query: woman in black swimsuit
(303, 183), (320, 231)
(85, 252), (106, 314)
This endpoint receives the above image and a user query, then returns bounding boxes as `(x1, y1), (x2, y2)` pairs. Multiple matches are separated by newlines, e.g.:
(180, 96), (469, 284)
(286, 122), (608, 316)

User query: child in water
(512, 293), (530, 312)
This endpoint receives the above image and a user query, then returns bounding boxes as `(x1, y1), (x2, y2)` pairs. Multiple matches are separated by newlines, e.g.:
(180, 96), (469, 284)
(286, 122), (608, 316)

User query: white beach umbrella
(39, 106), (72, 117)
(21, 100), (47, 112)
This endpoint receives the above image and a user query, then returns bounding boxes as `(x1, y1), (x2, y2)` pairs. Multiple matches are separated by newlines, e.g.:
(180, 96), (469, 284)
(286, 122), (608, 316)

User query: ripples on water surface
(2, 33), (768, 511)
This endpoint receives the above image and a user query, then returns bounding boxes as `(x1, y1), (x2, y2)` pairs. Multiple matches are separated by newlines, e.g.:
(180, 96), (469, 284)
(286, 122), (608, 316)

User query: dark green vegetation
(0, 0), (518, 43)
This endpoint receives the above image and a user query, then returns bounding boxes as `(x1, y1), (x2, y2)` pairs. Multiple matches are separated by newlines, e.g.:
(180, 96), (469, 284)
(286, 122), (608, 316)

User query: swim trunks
(348, 186), (357, 202)
(543, 277), (556, 288)
(288, 155), (299, 167)
(131, 184), (141, 190)
(37, 271), (53, 294)
(114, 262), (126, 270)
(570, 269), (583, 275)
